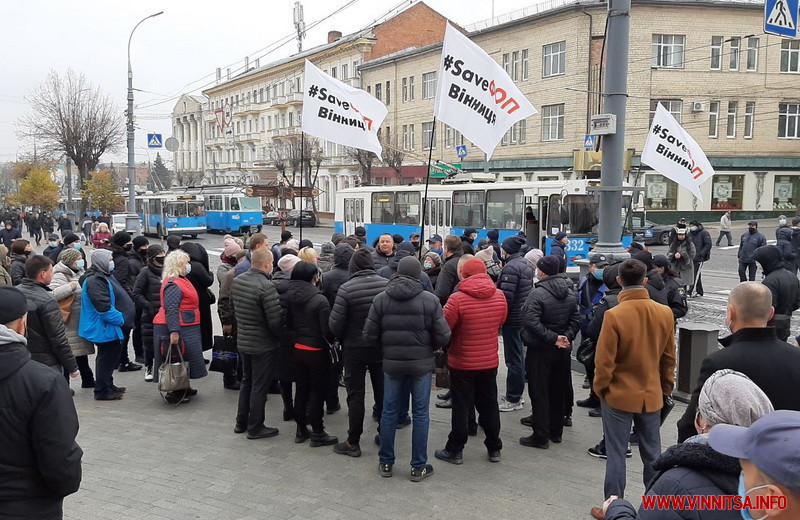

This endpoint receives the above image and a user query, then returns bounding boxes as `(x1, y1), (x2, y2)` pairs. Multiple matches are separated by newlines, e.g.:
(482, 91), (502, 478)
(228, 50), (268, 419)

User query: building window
(779, 103), (800, 138)
(409, 76), (415, 101)
(652, 34), (685, 68)
(708, 101), (720, 138)
(422, 121), (436, 149)
(774, 175), (800, 210)
(744, 102), (755, 139)
(729, 37), (740, 71)
(710, 36), (723, 70)
(781, 40), (800, 73)
(522, 49), (529, 80)
(543, 41), (566, 77)
(402, 124), (415, 150)
(445, 125), (453, 148)
(366, 85), (371, 94)
(645, 174), (678, 210)
(502, 53), (509, 75)
(518, 119), (527, 143)
(402, 78), (408, 102)
(385, 81), (390, 105)
(726, 101), (738, 138)
(422, 72), (437, 99)
(712, 175), (744, 210)
(341, 64), (348, 79)
(746, 37), (759, 71)
(375, 83), (381, 101)
(511, 50), (519, 81)
(542, 104), (565, 141)
(330, 67), (337, 79)
(649, 99), (683, 124)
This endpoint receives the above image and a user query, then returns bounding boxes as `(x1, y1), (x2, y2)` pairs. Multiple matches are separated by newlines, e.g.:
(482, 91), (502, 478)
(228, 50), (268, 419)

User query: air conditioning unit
(691, 102), (705, 112)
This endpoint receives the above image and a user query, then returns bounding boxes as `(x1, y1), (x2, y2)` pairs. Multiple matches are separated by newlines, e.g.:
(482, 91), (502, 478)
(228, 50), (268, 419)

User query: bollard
(674, 322), (720, 403)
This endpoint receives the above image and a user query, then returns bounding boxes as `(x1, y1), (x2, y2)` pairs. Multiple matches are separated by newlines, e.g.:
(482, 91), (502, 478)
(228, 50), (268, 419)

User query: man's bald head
(251, 247), (274, 273)
(728, 282), (774, 330)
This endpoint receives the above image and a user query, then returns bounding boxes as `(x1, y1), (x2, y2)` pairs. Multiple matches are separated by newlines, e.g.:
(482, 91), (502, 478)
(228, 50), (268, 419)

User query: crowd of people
(2, 211), (800, 519)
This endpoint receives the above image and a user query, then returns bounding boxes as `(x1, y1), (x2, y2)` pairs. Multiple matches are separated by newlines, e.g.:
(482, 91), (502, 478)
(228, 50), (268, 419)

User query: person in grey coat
(667, 227), (695, 289)
(231, 248), (283, 439)
(317, 241), (335, 273)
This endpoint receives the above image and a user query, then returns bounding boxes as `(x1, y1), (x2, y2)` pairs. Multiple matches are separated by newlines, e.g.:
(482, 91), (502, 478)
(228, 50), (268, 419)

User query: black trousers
(344, 356), (383, 445)
(236, 350), (278, 433)
(739, 261), (757, 282)
(294, 349), (330, 433)
(527, 347), (571, 441)
(63, 355), (94, 384)
(132, 311), (143, 361)
(446, 367), (502, 453)
(326, 360), (342, 410)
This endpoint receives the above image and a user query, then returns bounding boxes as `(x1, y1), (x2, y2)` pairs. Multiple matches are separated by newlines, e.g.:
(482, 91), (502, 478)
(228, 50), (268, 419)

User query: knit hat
(396, 242), (416, 257)
(277, 254), (301, 274)
(48, 233), (59, 241)
(537, 255), (561, 276)
(392, 234), (404, 244)
(166, 235), (181, 251)
(285, 239), (300, 252)
(223, 237), (242, 258)
(554, 231), (567, 242)
(524, 248), (544, 268)
(632, 251), (654, 271)
(424, 251), (442, 267)
(461, 257), (487, 278)
(331, 233), (345, 245)
(132, 236), (149, 250)
(321, 241), (336, 255)
(291, 261), (318, 282)
(57, 247), (82, 267)
(487, 229), (499, 241)
(62, 233), (80, 246)
(112, 231), (132, 247)
(281, 230), (293, 242)
(501, 235), (526, 255)
(147, 244), (165, 261)
(699, 369), (774, 428)
(354, 226), (366, 237)
(0, 286), (28, 324)
(396, 256), (422, 279)
(475, 247), (495, 264)
(652, 254), (670, 269)
(349, 248), (375, 274)
(299, 239), (313, 249)
(676, 227), (687, 236)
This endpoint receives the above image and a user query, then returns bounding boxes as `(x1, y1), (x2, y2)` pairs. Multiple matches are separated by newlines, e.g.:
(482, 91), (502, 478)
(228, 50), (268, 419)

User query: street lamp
(127, 11), (163, 214)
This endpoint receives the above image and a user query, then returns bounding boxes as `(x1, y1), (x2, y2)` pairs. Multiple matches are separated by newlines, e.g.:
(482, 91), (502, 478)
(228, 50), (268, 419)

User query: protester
(434, 235), (464, 306)
(316, 241), (335, 273)
(604, 369), (774, 520)
(57, 214), (73, 237)
(667, 227), (695, 290)
(676, 281), (800, 442)
(272, 253), (302, 422)
(235, 233), (269, 276)
(426, 234), (443, 256)
(590, 259), (676, 519)
(181, 242), (216, 355)
(30, 213), (43, 246)
(166, 234), (181, 254)
(378, 242), (433, 291)
(549, 232), (568, 273)
(716, 211), (733, 246)
(0, 244), (13, 285)
(688, 220), (711, 297)
(43, 233), (61, 259)
(753, 245), (800, 341)
(497, 234), (534, 413)
(298, 246), (318, 266)
(372, 233), (395, 269)
(460, 228), (477, 255)
(91, 222), (112, 249)
(578, 254), (608, 336)
(631, 251), (668, 305)
(321, 243), (355, 306)
(434, 258), (507, 465)
(47, 233), (81, 265)
(0, 221), (21, 249)
(10, 239), (31, 285)
(152, 250), (208, 403)
(217, 236), (242, 282)
(776, 225), (797, 274)
(0, 285), (82, 518)
(109, 231), (142, 372)
(652, 255), (689, 320)
(329, 249), (389, 457)
(132, 245), (165, 382)
(231, 248), (283, 439)
(738, 221), (767, 282)
(422, 251), (442, 288)
(365, 256), (450, 481)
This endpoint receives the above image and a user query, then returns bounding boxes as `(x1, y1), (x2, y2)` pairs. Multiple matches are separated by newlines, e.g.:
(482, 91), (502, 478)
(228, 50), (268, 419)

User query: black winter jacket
(738, 230), (767, 263)
(364, 275), (451, 375)
(231, 269), (282, 354)
(109, 244), (134, 292)
(286, 280), (333, 350)
(371, 249), (394, 269)
(321, 244), (354, 306)
(663, 274), (688, 320)
(128, 250), (146, 281)
(606, 440), (740, 520)
(777, 227), (797, 270)
(377, 254), (433, 292)
(520, 274), (580, 349)
(691, 227), (713, 262)
(0, 329), (82, 519)
(329, 269), (388, 353)
(434, 252), (462, 305)
(17, 279), (78, 373)
(460, 236), (475, 255)
(645, 271), (669, 305)
(183, 243), (215, 351)
(10, 253), (26, 286)
(497, 254), (534, 326)
(754, 245), (800, 340)
(271, 272), (294, 352)
(132, 262), (163, 324)
(549, 241), (568, 273)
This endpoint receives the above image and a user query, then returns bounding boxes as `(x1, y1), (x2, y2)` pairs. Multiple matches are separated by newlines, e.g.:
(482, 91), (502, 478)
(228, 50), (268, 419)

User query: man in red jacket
(434, 258), (508, 464)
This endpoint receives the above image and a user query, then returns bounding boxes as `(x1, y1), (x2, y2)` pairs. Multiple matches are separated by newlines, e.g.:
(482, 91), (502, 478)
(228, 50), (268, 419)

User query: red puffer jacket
(444, 273), (508, 371)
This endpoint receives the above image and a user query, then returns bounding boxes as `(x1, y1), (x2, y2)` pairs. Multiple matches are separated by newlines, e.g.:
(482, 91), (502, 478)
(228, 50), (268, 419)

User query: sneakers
(434, 449), (463, 465)
(588, 443), (633, 459)
(333, 441), (362, 457)
(499, 396), (523, 412)
(144, 366), (153, 382)
(379, 463), (393, 478)
(410, 464), (434, 482)
(309, 431), (338, 447)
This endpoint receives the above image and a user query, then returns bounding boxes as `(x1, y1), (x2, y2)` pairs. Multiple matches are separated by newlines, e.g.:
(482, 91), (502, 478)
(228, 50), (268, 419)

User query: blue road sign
(455, 145), (468, 158)
(583, 134), (596, 149)
(765, 0), (798, 38)
(147, 133), (163, 148)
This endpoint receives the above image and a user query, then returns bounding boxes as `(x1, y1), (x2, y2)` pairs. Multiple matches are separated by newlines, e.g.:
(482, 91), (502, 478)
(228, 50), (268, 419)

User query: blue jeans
(502, 325), (525, 403)
(379, 372), (432, 468)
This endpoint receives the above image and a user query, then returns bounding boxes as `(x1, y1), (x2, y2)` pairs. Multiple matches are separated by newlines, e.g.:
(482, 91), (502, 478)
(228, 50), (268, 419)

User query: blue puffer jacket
(497, 254), (534, 326)
(79, 269), (128, 344)
(738, 230), (766, 264)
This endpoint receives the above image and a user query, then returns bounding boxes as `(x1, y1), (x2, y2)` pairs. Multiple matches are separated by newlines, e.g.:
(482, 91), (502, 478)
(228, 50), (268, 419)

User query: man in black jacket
(550, 231), (568, 273)
(321, 243), (355, 306)
(0, 286), (82, 518)
(377, 242), (433, 292)
(0, 221), (21, 249)
(753, 245), (800, 341)
(109, 231), (142, 372)
(329, 249), (389, 457)
(364, 256), (451, 481)
(519, 255), (580, 449)
(231, 248), (283, 439)
(17, 255), (78, 381)
(434, 235), (464, 306)
(632, 251), (669, 305)
(738, 221), (767, 282)
(688, 220), (712, 297)
(676, 281), (800, 442)
(461, 228), (477, 255)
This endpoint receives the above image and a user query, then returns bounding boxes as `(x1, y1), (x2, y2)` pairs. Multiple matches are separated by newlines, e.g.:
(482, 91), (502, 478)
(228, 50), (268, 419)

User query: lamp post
(127, 11), (164, 213)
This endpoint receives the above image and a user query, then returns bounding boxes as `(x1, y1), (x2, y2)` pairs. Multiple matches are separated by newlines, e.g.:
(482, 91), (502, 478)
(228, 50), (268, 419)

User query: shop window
(711, 175), (744, 210)
(645, 174), (678, 210)
(774, 176), (800, 212)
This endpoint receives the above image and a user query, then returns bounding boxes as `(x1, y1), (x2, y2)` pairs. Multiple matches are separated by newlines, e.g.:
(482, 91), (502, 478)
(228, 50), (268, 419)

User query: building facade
(172, 94), (209, 187)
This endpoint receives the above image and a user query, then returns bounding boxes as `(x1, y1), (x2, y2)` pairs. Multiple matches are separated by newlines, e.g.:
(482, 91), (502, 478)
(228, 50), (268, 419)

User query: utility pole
(293, 1), (306, 53)
(595, 0), (630, 257)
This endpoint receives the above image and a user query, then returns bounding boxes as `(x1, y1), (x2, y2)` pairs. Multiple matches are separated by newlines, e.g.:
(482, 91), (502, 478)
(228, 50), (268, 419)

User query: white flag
(433, 23), (537, 160)
(641, 104), (715, 202)
(301, 60), (387, 156)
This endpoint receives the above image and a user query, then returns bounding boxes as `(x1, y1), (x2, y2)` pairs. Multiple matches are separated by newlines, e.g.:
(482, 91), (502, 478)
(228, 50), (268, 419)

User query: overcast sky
(0, 0), (538, 166)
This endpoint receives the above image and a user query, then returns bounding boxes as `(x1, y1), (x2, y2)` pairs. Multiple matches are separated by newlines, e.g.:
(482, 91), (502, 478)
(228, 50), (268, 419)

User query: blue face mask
(49, 241), (57, 248)
(108, 260), (115, 272)
(73, 243), (81, 250)
(184, 264), (192, 275)
(434, 247), (443, 255)
(593, 268), (604, 281)
(737, 473), (769, 520)
(76, 259), (85, 271)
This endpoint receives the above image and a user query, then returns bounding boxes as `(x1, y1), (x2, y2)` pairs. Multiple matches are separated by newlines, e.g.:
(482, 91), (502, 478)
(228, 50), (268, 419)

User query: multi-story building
(359, 0), (800, 221)
(172, 94), (211, 186)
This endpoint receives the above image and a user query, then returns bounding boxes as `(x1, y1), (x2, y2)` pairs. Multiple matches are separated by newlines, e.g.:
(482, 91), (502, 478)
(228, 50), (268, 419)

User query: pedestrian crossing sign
(583, 134), (596, 149)
(765, 0), (798, 38)
(147, 133), (163, 148)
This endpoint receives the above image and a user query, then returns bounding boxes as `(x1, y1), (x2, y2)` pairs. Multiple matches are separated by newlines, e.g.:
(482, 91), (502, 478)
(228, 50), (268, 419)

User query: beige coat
(49, 262), (94, 356)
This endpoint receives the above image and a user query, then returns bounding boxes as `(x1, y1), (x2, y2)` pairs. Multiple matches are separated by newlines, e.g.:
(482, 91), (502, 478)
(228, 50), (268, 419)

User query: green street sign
(429, 163), (461, 178)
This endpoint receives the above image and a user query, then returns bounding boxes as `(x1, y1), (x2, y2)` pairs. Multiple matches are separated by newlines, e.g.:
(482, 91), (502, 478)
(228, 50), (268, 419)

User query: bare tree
(345, 147), (377, 186)
(19, 70), (123, 188)
(380, 133), (405, 183)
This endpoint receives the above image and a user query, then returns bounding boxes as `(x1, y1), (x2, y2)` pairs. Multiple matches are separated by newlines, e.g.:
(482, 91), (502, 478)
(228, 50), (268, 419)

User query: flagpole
(419, 117), (436, 261)
(299, 132), (304, 246)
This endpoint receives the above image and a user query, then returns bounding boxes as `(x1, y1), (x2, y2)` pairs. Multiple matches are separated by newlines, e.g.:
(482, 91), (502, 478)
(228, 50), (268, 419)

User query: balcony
(286, 92), (303, 105)
(234, 132), (263, 143)
(271, 95), (288, 108)
(232, 103), (259, 115)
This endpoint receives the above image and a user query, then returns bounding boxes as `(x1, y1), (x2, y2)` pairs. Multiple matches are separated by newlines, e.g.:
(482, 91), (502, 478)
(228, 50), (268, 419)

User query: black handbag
(209, 334), (238, 373)
(575, 338), (596, 367)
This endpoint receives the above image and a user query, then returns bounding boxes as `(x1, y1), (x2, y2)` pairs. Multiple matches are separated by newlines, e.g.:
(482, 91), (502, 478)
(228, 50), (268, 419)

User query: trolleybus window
(371, 192), (395, 224)
(148, 199), (162, 215)
(239, 197), (262, 210)
(188, 201), (205, 216)
(452, 191), (485, 228)
(166, 201), (186, 218)
(486, 189), (523, 229)
(207, 195), (223, 211)
(564, 195), (598, 235)
(230, 198), (240, 211)
(395, 192), (420, 224)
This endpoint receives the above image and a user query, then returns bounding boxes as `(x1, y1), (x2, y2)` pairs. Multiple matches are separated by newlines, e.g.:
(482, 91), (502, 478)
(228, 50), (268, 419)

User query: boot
(294, 426), (311, 444)
(310, 431), (338, 447)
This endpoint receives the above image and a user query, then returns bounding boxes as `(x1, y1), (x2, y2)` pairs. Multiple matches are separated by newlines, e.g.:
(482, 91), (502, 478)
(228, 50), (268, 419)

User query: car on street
(632, 215), (674, 245)
(263, 211), (282, 226)
(112, 213), (143, 235)
(285, 209), (317, 228)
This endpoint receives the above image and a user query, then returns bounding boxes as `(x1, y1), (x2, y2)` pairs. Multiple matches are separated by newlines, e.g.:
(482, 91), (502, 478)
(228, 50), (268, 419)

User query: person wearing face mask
(180, 242), (215, 355)
(676, 282), (800, 443)
(423, 251), (442, 288)
(652, 255), (689, 320)
(688, 220), (712, 298)
(46, 233), (81, 265)
(578, 254), (609, 338)
(132, 245), (165, 382)
(738, 222), (767, 282)
(10, 239), (32, 286)
(0, 221), (21, 250)
(426, 234), (444, 257)
(43, 233), (61, 259)
(0, 244), (13, 285)
(127, 236), (149, 367)
(108, 232), (142, 372)
(49, 248), (94, 390)
(668, 228), (696, 291)
(603, 369), (774, 520)
(775, 215), (790, 240)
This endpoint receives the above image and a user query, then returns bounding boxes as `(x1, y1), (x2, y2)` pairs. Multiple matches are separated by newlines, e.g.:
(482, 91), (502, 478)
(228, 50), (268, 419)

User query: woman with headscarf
(91, 222), (112, 249)
(9, 239), (31, 286)
(180, 242), (215, 354)
(317, 242), (335, 273)
(152, 250), (208, 403)
(217, 236), (242, 283)
(422, 251), (442, 288)
(0, 244), (13, 285)
(603, 369), (774, 520)
(132, 245), (165, 382)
